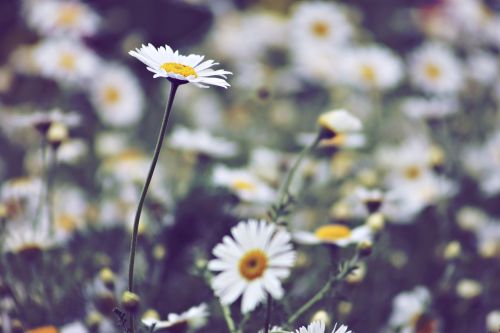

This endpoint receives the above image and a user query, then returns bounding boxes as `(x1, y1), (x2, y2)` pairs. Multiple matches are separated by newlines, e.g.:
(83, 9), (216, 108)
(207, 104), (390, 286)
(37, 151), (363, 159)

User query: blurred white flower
(456, 278), (483, 299)
(409, 42), (463, 95)
(34, 38), (99, 86)
(318, 109), (362, 138)
(60, 321), (88, 333)
(23, 0), (100, 38)
(142, 303), (208, 331)
(465, 49), (498, 86)
(208, 219), (296, 313)
(342, 45), (403, 91)
(293, 224), (372, 247)
(388, 286), (431, 332)
(486, 310), (500, 333)
(90, 63), (144, 128)
(401, 96), (458, 120)
(289, 2), (353, 50)
(212, 165), (276, 204)
(168, 126), (239, 158)
(129, 43), (231, 88)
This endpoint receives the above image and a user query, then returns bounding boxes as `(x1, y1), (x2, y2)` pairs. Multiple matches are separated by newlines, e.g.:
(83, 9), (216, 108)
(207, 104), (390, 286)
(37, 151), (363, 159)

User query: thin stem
(47, 149), (55, 236)
(127, 82), (180, 333)
(264, 293), (272, 333)
(276, 134), (322, 205)
(287, 254), (359, 327)
(34, 138), (47, 228)
(221, 301), (237, 333)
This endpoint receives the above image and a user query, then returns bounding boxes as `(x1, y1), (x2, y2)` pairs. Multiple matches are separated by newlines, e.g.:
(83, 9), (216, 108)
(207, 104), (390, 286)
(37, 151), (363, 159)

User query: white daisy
(465, 49), (498, 86)
(409, 42), (463, 95)
(142, 303), (208, 332)
(90, 63), (145, 128)
(342, 45), (403, 91)
(295, 321), (352, 333)
(388, 286), (431, 331)
(290, 2), (353, 50)
(128, 43), (231, 88)
(168, 126), (239, 158)
(293, 224), (372, 247)
(23, 0), (100, 38)
(34, 38), (99, 86)
(208, 219), (296, 313)
(317, 109), (363, 139)
(212, 165), (276, 204)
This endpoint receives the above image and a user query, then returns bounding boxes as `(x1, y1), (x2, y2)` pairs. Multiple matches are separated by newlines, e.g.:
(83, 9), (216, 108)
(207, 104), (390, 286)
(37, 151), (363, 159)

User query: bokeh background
(1, 0), (500, 332)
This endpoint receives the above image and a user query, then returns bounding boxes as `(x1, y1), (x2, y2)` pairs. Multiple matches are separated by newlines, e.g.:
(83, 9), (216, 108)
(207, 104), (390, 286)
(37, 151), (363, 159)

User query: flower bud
(443, 241), (461, 260)
(366, 212), (385, 232)
(311, 310), (331, 326)
(47, 122), (69, 150)
(98, 268), (115, 289)
(357, 240), (373, 257)
(121, 291), (140, 313)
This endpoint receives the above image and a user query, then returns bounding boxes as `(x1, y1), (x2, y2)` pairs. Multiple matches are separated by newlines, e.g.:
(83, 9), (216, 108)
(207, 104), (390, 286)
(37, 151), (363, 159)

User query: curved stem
(276, 134), (321, 205)
(287, 254), (359, 327)
(127, 82), (179, 333)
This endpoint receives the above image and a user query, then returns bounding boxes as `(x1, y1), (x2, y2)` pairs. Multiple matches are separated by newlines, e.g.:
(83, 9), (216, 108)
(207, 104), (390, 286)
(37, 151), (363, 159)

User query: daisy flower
(90, 63), (145, 128)
(34, 38), (99, 86)
(212, 165), (276, 204)
(23, 0), (100, 38)
(408, 42), (463, 95)
(168, 126), (239, 158)
(142, 303), (208, 331)
(401, 96), (458, 120)
(128, 43), (231, 88)
(317, 109), (362, 139)
(388, 286), (431, 332)
(208, 219), (296, 313)
(342, 45), (403, 91)
(293, 224), (372, 247)
(290, 2), (353, 49)
(295, 321), (352, 333)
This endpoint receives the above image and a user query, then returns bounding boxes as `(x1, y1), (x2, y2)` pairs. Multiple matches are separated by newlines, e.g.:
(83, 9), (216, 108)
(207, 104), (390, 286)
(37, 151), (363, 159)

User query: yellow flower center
(232, 179), (256, 191)
(424, 63), (441, 80)
(404, 165), (422, 180)
(57, 5), (82, 27)
(311, 21), (330, 38)
(59, 53), (76, 70)
(314, 224), (352, 241)
(360, 64), (376, 83)
(56, 213), (77, 232)
(26, 326), (58, 333)
(160, 62), (197, 78)
(104, 86), (121, 105)
(239, 249), (268, 281)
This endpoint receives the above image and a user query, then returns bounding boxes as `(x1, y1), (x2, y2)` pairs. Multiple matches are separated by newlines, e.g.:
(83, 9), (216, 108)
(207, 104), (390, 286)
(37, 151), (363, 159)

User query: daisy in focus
(208, 219), (296, 313)
(295, 321), (352, 333)
(142, 303), (208, 332)
(129, 43), (231, 88)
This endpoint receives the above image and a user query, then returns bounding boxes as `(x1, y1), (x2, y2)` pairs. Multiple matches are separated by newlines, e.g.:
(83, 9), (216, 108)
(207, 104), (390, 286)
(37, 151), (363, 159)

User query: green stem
(277, 134), (322, 205)
(264, 293), (272, 333)
(221, 301), (237, 333)
(127, 82), (180, 333)
(47, 149), (55, 237)
(287, 254), (359, 326)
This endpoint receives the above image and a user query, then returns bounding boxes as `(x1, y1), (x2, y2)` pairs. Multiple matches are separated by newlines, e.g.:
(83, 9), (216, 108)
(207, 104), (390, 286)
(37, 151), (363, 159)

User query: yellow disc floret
(315, 224), (352, 242)
(239, 249), (268, 281)
(160, 62), (197, 78)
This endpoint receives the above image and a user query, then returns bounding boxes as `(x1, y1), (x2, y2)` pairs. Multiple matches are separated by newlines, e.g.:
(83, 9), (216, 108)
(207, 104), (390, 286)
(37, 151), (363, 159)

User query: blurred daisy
(23, 0), (100, 38)
(142, 303), (208, 332)
(294, 321), (352, 333)
(90, 63), (144, 128)
(388, 286), (432, 333)
(8, 109), (81, 136)
(343, 45), (403, 91)
(1, 177), (41, 221)
(290, 2), (353, 49)
(208, 219), (296, 313)
(129, 43), (231, 88)
(409, 42), (463, 95)
(169, 126), (239, 158)
(401, 96), (458, 120)
(465, 49), (498, 86)
(317, 109), (362, 139)
(34, 38), (99, 86)
(212, 165), (276, 204)
(293, 224), (372, 247)
(3, 217), (56, 256)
